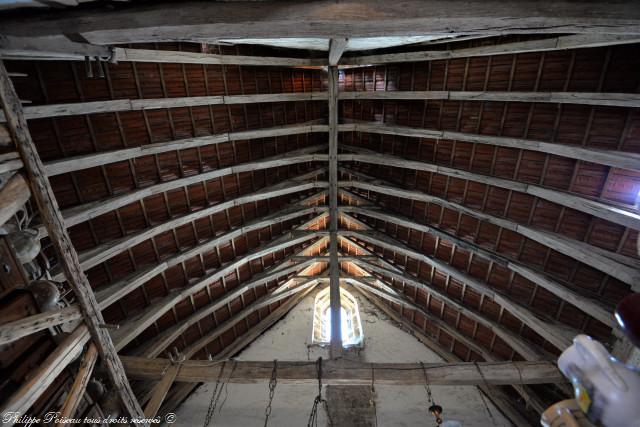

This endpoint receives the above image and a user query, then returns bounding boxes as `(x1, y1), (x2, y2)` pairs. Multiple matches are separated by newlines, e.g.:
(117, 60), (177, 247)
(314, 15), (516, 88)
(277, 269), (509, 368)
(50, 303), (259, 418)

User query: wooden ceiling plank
(341, 205), (613, 326)
(135, 259), (322, 358)
(341, 34), (640, 65)
(340, 121), (640, 172)
(55, 203), (327, 281)
(45, 124), (326, 176)
(114, 47), (327, 67)
(0, 60), (148, 424)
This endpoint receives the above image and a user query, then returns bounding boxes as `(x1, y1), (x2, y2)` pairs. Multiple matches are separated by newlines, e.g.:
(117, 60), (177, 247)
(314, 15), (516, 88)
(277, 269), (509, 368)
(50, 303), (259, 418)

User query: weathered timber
(0, 61), (147, 424)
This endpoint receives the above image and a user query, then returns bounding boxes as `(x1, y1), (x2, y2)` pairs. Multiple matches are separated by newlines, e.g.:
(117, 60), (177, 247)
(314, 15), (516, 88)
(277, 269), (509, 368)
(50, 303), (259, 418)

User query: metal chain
(370, 364), (378, 427)
(307, 357), (333, 427)
(474, 361), (497, 426)
(420, 361), (435, 405)
(263, 359), (278, 427)
(203, 361), (227, 427)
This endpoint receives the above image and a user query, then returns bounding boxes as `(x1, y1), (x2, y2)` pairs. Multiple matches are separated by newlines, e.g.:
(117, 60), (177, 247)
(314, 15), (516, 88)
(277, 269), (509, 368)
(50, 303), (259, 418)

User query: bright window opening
(312, 287), (363, 347)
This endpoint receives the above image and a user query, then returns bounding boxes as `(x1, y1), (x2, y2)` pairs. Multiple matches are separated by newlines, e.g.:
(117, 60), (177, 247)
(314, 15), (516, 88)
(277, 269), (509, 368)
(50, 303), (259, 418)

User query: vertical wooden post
(328, 66), (342, 358)
(0, 61), (148, 426)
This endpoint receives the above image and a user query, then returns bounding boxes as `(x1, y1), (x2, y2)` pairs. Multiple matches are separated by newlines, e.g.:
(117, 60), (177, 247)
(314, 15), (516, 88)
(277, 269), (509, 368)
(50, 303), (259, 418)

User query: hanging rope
(203, 361), (227, 427)
(307, 357), (333, 427)
(263, 360), (278, 427)
(474, 361), (497, 426)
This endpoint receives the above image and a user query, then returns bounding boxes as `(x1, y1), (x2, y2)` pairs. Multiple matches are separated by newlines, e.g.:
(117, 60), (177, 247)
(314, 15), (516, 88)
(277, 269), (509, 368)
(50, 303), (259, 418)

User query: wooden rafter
(340, 204), (613, 326)
(0, 92), (329, 122)
(339, 176), (640, 288)
(339, 121), (640, 172)
(340, 33), (640, 65)
(0, 60), (147, 425)
(339, 149), (640, 231)
(341, 228), (578, 351)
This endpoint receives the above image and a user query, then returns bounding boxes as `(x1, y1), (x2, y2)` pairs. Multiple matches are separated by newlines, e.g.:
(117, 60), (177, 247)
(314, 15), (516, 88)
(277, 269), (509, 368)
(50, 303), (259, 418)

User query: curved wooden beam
(340, 33), (640, 65)
(344, 254), (546, 360)
(340, 205), (613, 326)
(338, 177), (640, 288)
(135, 258), (324, 358)
(50, 186), (328, 280)
(342, 229), (578, 351)
(38, 146), (328, 234)
(111, 228), (326, 350)
(339, 148), (640, 231)
(45, 122), (329, 176)
(181, 276), (320, 359)
(0, 92), (329, 122)
(339, 121), (640, 172)
(338, 91), (640, 108)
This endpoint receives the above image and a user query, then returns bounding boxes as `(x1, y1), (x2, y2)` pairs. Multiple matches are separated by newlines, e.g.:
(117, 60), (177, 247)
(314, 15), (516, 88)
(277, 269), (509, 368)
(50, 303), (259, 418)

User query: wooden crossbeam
(0, 92), (329, 122)
(339, 121), (640, 172)
(338, 90), (640, 108)
(120, 357), (563, 386)
(340, 205), (613, 326)
(338, 149), (640, 232)
(152, 286), (318, 418)
(340, 34), (640, 65)
(3, 1), (640, 44)
(45, 122), (329, 176)
(353, 287), (539, 425)
(0, 60), (147, 425)
(339, 178), (640, 288)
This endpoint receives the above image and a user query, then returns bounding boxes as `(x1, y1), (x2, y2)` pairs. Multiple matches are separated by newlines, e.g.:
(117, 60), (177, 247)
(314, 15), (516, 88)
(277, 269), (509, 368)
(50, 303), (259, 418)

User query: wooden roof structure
(1, 2), (640, 426)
